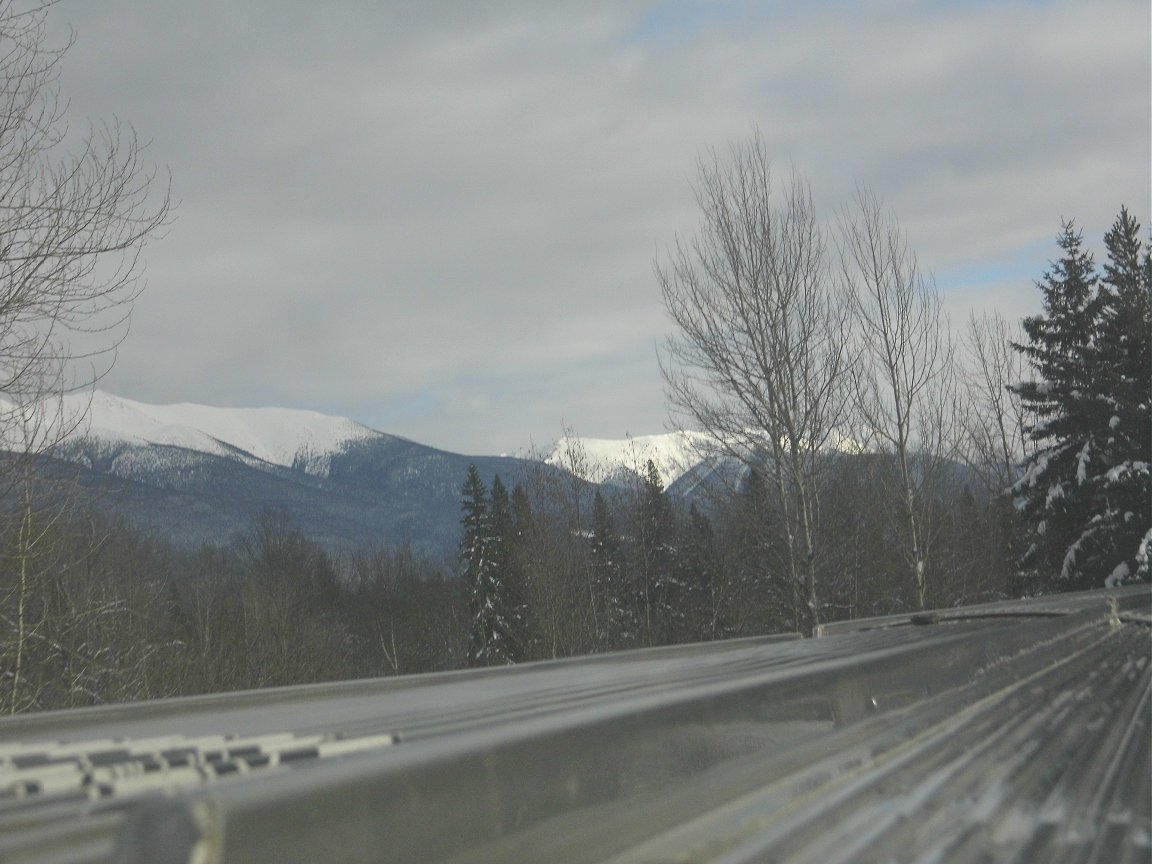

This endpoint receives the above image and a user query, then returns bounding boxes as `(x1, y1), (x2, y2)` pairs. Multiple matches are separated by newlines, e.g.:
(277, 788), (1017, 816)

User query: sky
(44, 0), (1151, 456)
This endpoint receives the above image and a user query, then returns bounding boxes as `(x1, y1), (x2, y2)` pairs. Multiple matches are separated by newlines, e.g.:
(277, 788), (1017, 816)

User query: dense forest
(0, 448), (1004, 713)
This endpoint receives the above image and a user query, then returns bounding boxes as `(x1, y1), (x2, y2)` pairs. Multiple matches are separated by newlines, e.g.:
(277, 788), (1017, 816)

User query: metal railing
(1, 585), (1148, 863)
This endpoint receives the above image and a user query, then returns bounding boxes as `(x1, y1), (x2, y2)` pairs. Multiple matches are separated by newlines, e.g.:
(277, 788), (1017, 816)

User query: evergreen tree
(1087, 208), (1152, 581)
(1011, 213), (1151, 589)
(1012, 222), (1102, 588)
(634, 459), (677, 645)
(731, 466), (791, 632)
(459, 466), (519, 666)
(510, 483), (535, 541)
(677, 502), (719, 641)
(488, 476), (513, 581)
(507, 483), (536, 655)
(459, 465), (490, 665)
(489, 476), (526, 660)
(589, 490), (635, 648)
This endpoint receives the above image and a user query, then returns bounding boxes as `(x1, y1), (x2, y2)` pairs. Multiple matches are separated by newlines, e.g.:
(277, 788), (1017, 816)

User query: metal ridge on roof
(1, 585), (1148, 863)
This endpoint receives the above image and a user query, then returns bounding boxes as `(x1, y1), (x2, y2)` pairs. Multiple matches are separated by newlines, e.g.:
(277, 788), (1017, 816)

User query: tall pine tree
(507, 483), (536, 655)
(589, 490), (636, 649)
(1012, 212), (1151, 588)
(1088, 208), (1151, 581)
(633, 459), (677, 645)
(677, 502), (719, 642)
(488, 476), (526, 661)
(459, 467), (520, 666)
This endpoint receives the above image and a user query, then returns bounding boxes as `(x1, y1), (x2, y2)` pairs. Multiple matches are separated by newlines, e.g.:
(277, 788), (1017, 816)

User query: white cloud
(45, 0), (1151, 454)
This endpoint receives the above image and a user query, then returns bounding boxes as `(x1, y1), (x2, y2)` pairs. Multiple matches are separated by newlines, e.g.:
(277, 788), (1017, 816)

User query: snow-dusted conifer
(488, 476), (512, 580)
(459, 467), (520, 666)
(1012, 213), (1151, 588)
(732, 466), (796, 631)
(507, 483), (535, 653)
(1085, 209), (1151, 581)
(460, 465), (491, 665)
(1011, 222), (1102, 588)
(488, 476), (525, 662)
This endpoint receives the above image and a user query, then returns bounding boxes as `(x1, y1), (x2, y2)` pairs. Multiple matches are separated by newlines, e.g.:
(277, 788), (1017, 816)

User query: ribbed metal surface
(1, 587), (1148, 864)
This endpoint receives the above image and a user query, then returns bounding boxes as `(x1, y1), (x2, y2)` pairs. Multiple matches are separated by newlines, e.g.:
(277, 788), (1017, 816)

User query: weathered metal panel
(1, 586), (1147, 863)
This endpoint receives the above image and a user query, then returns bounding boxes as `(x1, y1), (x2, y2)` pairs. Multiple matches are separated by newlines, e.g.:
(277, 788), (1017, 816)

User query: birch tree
(658, 134), (851, 634)
(838, 189), (959, 609)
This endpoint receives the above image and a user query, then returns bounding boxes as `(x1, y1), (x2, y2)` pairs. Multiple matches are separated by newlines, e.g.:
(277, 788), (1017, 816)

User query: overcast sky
(48, 0), (1150, 456)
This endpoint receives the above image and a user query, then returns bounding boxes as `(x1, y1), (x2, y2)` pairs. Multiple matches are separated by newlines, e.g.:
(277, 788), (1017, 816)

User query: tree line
(456, 445), (1015, 667)
(649, 134), (1148, 638)
(455, 158), (1149, 662)
(0, 501), (467, 714)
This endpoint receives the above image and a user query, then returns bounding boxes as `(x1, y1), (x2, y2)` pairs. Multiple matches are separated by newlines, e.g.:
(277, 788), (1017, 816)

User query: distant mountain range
(0, 392), (721, 562)
(1, 392), (983, 564)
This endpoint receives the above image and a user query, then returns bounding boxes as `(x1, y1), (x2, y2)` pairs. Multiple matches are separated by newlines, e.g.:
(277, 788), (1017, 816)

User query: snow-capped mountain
(543, 428), (866, 490)
(0, 391), (561, 559)
(1, 390), (384, 476)
(544, 431), (716, 488)
(0, 392), (919, 560)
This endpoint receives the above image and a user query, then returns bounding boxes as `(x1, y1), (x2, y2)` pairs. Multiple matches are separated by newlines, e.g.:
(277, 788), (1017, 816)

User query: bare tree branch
(0, 0), (169, 712)
(658, 133), (851, 634)
(837, 187), (959, 609)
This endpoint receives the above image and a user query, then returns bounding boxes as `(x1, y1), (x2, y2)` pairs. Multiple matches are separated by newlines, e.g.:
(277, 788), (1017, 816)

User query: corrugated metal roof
(1, 585), (1148, 863)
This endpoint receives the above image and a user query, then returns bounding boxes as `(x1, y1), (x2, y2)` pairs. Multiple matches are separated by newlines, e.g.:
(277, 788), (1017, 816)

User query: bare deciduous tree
(837, 188), (959, 609)
(0, 1), (168, 710)
(658, 134), (851, 635)
(961, 310), (1032, 494)
(0, 1), (170, 411)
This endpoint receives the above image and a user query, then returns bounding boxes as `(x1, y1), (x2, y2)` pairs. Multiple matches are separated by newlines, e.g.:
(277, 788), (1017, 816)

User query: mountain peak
(5, 390), (385, 475)
(544, 430), (715, 487)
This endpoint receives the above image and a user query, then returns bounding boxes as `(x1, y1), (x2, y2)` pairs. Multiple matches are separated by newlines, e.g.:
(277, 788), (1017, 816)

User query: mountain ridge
(0, 391), (775, 560)
(0, 391), (559, 560)
(6, 390), (713, 486)
(2, 392), (974, 563)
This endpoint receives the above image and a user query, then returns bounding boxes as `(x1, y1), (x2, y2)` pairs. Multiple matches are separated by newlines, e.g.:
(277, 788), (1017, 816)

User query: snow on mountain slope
(546, 428), (868, 488)
(2, 390), (384, 475)
(545, 431), (716, 487)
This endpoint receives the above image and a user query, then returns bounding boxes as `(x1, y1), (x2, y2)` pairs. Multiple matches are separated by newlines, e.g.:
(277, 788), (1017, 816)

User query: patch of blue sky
(914, 0), (1066, 8)
(936, 261), (1033, 294)
(934, 240), (1053, 294)
(623, 0), (1063, 47)
(633, 0), (1067, 36)
(930, 230), (1092, 294)
(624, 1), (772, 44)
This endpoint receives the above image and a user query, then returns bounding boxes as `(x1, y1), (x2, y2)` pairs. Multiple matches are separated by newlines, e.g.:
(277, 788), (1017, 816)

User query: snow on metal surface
(0, 586), (1147, 864)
